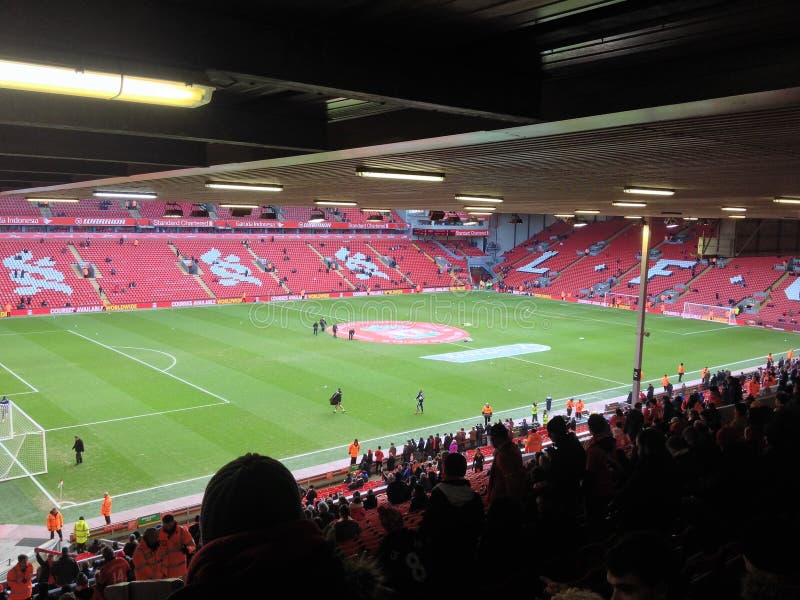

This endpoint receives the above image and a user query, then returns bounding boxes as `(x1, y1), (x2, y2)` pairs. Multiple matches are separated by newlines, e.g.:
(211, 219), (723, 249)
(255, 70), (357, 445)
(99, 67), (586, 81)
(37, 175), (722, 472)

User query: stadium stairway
(306, 243), (357, 290)
(366, 242), (415, 286)
(502, 219), (631, 293)
(677, 256), (784, 313)
(749, 269), (796, 324)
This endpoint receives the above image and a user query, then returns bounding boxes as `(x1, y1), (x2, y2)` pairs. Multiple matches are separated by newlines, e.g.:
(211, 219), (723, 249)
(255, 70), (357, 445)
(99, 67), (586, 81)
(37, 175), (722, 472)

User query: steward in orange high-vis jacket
(158, 514), (196, 579)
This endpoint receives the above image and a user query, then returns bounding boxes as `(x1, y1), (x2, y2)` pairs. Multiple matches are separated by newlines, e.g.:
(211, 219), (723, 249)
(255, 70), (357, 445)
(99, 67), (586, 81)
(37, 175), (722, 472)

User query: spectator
(93, 546), (129, 599)
(324, 503), (361, 543)
(486, 422), (526, 507)
(168, 453), (384, 599)
(420, 452), (484, 588)
(376, 505), (428, 596)
(51, 547), (79, 588)
(605, 531), (677, 600)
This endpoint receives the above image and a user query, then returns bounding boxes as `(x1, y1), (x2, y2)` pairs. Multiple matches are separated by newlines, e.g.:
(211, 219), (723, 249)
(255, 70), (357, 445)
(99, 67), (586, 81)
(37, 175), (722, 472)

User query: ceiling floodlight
(26, 197), (79, 203)
(721, 207), (747, 212)
(729, 215), (746, 219)
(454, 194), (503, 203)
(574, 209), (600, 214)
(219, 203), (260, 208)
(623, 186), (675, 196)
(612, 201), (647, 208)
(93, 190), (157, 200)
(205, 182), (283, 192)
(554, 213), (575, 218)
(0, 58), (213, 107)
(356, 167), (445, 182)
(360, 208), (392, 213)
(314, 200), (358, 207)
(774, 197), (800, 205)
(462, 206), (496, 211)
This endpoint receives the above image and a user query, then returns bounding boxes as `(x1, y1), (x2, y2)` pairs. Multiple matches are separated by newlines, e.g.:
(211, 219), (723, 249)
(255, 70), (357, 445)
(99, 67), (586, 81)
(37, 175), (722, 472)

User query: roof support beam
(0, 91), (326, 153)
(0, 125), (207, 167)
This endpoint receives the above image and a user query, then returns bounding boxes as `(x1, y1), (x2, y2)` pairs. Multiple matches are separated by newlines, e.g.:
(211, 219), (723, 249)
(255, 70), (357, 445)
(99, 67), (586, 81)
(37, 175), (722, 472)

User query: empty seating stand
(0, 240), (101, 309)
(173, 240), (286, 297)
(74, 240), (210, 304)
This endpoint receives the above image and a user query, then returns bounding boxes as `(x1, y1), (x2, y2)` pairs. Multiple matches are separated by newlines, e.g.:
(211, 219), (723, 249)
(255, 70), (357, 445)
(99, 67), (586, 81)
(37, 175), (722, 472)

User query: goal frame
(0, 400), (47, 483)
(602, 292), (639, 309)
(681, 302), (737, 325)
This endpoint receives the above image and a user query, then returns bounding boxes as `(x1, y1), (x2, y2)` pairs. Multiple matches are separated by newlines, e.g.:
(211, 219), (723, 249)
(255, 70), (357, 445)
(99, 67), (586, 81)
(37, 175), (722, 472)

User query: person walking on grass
(415, 390), (424, 414)
(72, 435), (85, 465)
(330, 387), (345, 413)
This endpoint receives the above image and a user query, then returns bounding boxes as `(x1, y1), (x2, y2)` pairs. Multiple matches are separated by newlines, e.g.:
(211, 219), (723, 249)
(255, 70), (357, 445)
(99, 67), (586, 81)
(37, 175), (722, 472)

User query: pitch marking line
(0, 329), (64, 337)
(0, 360), (39, 393)
(116, 346), (178, 371)
(54, 346), (791, 508)
(69, 330), (229, 405)
(45, 401), (229, 432)
(47, 331), (232, 432)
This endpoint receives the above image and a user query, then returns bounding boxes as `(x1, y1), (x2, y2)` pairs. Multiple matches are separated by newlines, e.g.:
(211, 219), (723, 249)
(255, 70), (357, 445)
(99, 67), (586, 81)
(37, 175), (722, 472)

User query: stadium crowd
(4, 356), (800, 599)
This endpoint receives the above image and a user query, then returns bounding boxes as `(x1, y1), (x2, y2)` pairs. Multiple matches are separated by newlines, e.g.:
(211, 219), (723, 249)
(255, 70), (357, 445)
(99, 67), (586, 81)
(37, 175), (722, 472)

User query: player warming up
(330, 387), (345, 413)
(415, 390), (424, 414)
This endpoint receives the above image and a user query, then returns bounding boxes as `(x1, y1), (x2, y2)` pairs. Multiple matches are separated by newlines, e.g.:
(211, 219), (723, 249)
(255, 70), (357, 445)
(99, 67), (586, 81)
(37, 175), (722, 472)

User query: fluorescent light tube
(356, 168), (444, 182)
(623, 186), (675, 196)
(0, 59), (212, 108)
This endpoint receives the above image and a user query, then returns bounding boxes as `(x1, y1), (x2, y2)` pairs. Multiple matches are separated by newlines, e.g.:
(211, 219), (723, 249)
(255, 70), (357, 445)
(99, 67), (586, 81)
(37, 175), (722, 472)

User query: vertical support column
(631, 219), (651, 402)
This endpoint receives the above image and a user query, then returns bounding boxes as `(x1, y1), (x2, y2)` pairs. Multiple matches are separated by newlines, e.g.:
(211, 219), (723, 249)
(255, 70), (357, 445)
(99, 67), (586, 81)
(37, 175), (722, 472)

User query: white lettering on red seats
(334, 247), (389, 280)
(200, 248), (262, 287)
(3, 250), (73, 295)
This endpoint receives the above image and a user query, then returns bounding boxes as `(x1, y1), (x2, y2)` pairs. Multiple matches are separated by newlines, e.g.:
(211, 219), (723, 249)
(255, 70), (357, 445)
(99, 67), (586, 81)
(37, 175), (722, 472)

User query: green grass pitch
(0, 291), (795, 524)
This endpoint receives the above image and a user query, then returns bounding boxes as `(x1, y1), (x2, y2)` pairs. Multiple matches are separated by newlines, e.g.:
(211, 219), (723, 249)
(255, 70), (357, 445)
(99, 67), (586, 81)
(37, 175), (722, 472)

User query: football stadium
(2, 2), (800, 598)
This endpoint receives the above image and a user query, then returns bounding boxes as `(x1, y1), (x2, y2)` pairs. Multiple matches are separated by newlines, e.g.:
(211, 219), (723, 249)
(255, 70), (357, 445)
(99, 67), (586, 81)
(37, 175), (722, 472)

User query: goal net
(602, 292), (639, 308)
(681, 302), (737, 325)
(0, 400), (47, 482)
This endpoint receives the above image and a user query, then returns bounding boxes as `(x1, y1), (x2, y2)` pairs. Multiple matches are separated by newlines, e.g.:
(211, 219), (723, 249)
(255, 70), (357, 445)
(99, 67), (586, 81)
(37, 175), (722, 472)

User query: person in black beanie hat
(168, 453), (387, 600)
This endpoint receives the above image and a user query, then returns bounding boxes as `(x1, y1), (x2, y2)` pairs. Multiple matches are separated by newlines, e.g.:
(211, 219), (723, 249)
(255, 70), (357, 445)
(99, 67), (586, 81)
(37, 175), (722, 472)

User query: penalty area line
(45, 401), (229, 432)
(0, 359), (39, 393)
(68, 330), (230, 404)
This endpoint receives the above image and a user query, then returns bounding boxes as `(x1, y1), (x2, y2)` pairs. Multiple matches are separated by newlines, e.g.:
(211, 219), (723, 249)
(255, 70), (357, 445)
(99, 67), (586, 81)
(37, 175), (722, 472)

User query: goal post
(681, 302), (737, 325)
(0, 400), (47, 482)
(602, 292), (639, 308)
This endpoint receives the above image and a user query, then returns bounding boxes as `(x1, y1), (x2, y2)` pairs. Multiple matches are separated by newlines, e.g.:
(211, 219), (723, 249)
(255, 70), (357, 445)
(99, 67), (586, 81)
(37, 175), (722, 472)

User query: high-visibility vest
(158, 525), (195, 579)
(74, 519), (90, 544)
(132, 542), (165, 580)
(7, 561), (33, 600)
(47, 511), (63, 531)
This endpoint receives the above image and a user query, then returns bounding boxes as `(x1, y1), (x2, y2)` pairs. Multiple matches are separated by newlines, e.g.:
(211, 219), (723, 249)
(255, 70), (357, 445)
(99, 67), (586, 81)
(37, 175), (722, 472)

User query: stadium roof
(1, 0), (800, 219)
